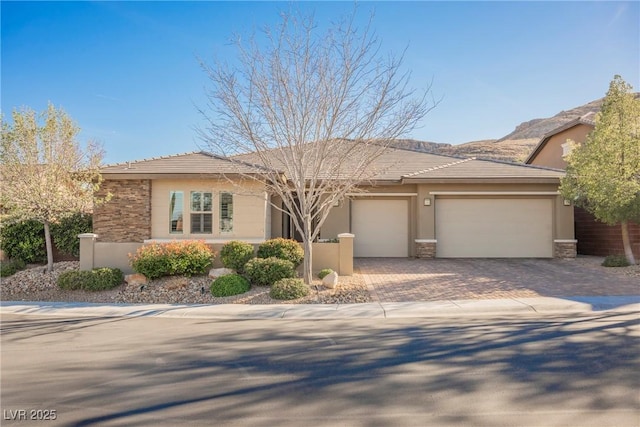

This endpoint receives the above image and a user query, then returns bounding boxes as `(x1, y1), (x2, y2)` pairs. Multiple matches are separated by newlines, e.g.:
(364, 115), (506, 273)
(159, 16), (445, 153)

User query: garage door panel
(352, 199), (409, 257)
(436, 198), (553, 258)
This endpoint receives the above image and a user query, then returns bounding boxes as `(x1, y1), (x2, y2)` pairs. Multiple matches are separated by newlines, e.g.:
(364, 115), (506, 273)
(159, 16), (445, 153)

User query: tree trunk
(621, 221), (636, 265)
(43, 220), (54, 273)
(303, 238), (313, 285)
(302, 216), (314, 285)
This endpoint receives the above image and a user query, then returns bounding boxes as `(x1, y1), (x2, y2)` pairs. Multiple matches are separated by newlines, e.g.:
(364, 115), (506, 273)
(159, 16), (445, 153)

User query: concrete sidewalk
(2, 296), (639, 320)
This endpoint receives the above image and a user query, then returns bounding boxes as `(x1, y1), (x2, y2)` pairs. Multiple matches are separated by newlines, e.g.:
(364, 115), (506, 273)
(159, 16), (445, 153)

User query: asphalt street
(1, 311), (639, 427)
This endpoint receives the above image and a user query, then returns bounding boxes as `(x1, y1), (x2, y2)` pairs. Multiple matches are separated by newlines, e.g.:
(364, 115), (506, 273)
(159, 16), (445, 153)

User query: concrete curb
(2, 296), (639, 320)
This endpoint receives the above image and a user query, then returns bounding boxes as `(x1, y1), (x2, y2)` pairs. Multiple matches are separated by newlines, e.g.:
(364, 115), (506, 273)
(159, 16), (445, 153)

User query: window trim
(190, 190), (213, 234)
(219, 192), (233, 233)
(169, 191), (184, 234)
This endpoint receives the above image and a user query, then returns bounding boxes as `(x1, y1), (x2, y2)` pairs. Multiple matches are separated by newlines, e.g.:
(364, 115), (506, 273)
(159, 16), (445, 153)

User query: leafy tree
(1, 104), (107, 272)
(560, 75), (640, 264)
(199, 8), (435, 283)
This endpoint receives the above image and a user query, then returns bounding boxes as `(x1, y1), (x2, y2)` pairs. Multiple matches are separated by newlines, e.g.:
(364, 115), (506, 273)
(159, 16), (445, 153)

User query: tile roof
(239, 142), (564, 182)
(100, 151), (265, 175)
(101, 145), (563, 182)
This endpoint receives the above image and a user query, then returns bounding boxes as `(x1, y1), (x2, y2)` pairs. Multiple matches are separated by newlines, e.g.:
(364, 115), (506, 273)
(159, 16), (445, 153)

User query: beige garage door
(352, 199), (409, 257)
(436, 198), (553, 258)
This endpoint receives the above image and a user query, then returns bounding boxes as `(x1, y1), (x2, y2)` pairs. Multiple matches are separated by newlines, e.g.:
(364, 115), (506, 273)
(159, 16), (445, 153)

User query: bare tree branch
(197, 6), (436, 283)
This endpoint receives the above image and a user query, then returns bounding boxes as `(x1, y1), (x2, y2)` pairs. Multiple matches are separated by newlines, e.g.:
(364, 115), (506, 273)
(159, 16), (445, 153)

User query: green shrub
(0, 258), (26, 277)
(220, 241), (255, 272)
(86, 268), (124, 291)
(50, 213), (92, 257)
(0, 219), (46, 263)
(602, 255), (631, 267)
(270, 278), (309, 300)
(244, 257), (296, 286)
(57, 267), (123, 291)
(58, 270), (92, 290)
(210, 274), (251, 297)
(129, 241), (215, 279)
(317, 268), (333, 279)
(257, 238), (304, 267)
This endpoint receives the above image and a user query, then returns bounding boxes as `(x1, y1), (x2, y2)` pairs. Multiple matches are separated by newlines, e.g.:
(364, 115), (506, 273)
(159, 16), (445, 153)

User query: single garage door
(436, 198), (553, 258)
(352, 199), (409, 257)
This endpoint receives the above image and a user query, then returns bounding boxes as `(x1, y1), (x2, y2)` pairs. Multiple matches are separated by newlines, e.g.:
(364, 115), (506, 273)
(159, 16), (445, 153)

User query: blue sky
(2, 1), (638, 164)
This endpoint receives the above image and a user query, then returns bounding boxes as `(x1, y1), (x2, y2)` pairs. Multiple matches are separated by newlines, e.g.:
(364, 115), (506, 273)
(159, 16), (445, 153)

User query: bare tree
(1, 103), (106, 272)
(199, 8), (435, 283)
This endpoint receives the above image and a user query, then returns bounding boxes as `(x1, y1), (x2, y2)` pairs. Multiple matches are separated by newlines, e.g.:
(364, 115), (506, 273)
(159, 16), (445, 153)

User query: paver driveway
(356, 257), (639, 302)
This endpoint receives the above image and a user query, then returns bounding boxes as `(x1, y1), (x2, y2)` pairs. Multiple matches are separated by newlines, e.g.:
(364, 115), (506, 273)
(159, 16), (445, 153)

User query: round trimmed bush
(210, 274), (251, 297)
(220, 241), (255, 272)
(0, 258), (26, 278)
(129, 241), (214, 279)
(270, 278), (309, 300)
(244, 257), (296, 286)
(602, 255), (630, 267)
(317, 268), (333, 279)
(257, 238), (304, 267)
(57, 268), (123, 291)
(86, 268), (124, 291)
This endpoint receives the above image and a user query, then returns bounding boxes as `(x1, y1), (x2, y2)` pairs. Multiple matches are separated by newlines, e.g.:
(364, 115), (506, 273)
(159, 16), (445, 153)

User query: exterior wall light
(563, 199), (571, 206)
(424, 198), (432, 206)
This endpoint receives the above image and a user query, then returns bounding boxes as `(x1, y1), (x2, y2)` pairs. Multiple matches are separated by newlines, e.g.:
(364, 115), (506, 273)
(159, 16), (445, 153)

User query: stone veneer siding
(415, 241), (436, 258)
(554, 241), (577, 259)
(94, 179), (152, 243)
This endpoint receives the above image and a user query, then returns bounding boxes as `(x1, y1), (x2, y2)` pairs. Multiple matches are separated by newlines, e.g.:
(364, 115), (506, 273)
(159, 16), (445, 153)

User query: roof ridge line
(102, 151), (201, 168)
(403, 157), (476, 178)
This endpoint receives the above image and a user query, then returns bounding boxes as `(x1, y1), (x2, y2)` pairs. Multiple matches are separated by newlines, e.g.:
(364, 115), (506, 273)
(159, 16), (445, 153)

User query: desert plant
(602, 254), (631, 267)
(257, 238), (304, 267)
(0, 219), (46, 263)
(210, 273), (251, 297)
(0, 258), (26, 277)
(244, 257), (296, 286)
(270, 278), (309, 300)
(129, 241), (215, 279)
(317, 268), (333, 280)
(57, 267), (123, 291)
(220, 240), (255, 272)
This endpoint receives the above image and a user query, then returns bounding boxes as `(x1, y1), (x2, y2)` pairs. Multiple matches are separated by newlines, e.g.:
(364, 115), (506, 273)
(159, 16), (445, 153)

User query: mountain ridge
(390, 96), (605, 163)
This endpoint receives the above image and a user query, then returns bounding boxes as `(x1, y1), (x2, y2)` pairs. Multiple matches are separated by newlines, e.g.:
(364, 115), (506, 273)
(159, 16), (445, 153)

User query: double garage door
(351, 197), (553, 258)
(435, 198), (553, 258)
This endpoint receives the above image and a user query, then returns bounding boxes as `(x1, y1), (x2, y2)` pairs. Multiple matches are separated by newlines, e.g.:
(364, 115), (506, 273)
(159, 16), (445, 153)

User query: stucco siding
(151, 179), (268, 240)
(529, 124), (592, 169)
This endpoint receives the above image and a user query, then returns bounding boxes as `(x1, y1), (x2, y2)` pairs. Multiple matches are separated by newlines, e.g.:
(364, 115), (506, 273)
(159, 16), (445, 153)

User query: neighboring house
(525, 113), (640, 259)
(93, 146), (574, 272)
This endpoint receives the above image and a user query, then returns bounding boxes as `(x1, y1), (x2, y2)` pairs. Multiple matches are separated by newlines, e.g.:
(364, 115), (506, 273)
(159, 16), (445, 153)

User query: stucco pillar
(78, 233), (98, 271)
(338, 233), (354, 276)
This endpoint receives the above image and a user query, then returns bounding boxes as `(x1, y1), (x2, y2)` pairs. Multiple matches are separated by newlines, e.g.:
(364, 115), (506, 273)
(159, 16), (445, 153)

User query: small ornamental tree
(199, 8), (435, 283)
(1, 104), (107, 272)
(560, 75), (640, 264)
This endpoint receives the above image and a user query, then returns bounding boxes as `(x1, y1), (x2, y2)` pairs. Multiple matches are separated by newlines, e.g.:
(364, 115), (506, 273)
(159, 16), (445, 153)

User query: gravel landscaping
(1, 257), (637, 305)
(0, 262), (372, 305)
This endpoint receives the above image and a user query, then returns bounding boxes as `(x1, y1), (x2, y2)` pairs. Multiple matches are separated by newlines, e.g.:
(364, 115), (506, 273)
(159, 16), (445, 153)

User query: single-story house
(525, 113), (640, 259)
(90, 145), (574, 273)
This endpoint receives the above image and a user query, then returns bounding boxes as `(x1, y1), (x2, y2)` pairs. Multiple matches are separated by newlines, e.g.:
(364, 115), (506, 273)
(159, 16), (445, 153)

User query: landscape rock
(209, 268), (235, 278)
(125, 273), (148, 286)
(322, 271), (339, 289)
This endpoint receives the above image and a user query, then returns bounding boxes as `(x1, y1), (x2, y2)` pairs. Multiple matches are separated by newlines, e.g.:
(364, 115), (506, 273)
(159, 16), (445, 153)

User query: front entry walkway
(355, 257), (640, 303)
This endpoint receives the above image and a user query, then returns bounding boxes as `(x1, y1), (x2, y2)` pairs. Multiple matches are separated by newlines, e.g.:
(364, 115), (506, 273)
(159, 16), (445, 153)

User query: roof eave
(401, 177), (562, 185)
